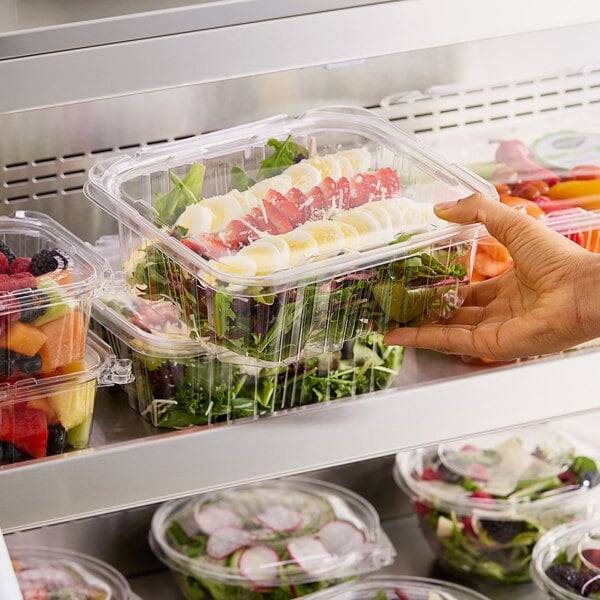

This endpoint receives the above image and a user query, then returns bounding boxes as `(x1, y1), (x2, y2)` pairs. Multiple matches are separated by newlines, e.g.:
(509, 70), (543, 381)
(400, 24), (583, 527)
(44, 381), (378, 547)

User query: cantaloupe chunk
(45, 268), (74, 286)
(37, 311), (87, 371)
(26, 397), (59, 426)
(0, 321), (47, 356)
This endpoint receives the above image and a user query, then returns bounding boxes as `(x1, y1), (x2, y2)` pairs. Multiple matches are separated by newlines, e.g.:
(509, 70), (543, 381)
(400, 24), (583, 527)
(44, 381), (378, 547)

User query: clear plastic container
(91, 287), (404, 428)
(8, 545), (134, 599)
(0, 332), (133, 465)
(149, 476), (395, 599)
(302, 575), (493, 599)
(0, 210), (109, 382)
(84, 106), (495, 366)
(532, 519), (600, 599)
(394, 424), (600, 585)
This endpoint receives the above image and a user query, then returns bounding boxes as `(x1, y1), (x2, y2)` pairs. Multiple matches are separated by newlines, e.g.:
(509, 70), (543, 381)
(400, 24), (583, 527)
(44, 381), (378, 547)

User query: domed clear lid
(149, 477), (394, 588)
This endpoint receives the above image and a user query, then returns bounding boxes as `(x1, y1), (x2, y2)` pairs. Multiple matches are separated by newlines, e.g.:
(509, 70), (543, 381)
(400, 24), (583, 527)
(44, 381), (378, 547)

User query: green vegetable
(230, 166), (256, 192)
(256, 136), (308, 180)
(371, 591), (389, 600)
(153, 162), (206, 226)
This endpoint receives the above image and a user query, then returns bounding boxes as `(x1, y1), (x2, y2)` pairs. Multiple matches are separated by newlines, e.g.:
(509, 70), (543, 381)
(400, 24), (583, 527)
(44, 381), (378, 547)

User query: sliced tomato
(182, 234), (231, 259)
(375, 167), (400, 197)
(336, 177), (351, 210)
(250, 206), (278, 235)
(262, 200), (293, 234)
(349, 173), (370, 207)
(265, 189), (303, 227)
(566, 164), (600, 181)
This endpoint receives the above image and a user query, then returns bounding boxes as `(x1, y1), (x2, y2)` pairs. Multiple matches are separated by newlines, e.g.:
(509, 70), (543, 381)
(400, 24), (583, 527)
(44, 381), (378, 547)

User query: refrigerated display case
(3, 2), (600, 599)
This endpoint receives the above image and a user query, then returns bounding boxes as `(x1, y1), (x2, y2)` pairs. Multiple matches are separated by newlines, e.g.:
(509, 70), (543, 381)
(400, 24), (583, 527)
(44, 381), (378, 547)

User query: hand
(383, 193), (600, 360)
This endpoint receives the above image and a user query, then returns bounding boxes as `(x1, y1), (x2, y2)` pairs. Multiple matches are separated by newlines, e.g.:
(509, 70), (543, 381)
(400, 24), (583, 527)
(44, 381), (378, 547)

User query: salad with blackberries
(394, 426), (600, 584)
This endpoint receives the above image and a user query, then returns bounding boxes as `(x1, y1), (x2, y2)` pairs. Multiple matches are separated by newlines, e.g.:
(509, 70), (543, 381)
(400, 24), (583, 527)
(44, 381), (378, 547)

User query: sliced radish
(206, 526), (253, 560)
(238, 545), (280, 587)
(287, 536), (337, 577)
(395, 587), (410, 600)
(317, 520), (366, 557)
(257, 505), (304, 532)
(195, 505), (242, 534)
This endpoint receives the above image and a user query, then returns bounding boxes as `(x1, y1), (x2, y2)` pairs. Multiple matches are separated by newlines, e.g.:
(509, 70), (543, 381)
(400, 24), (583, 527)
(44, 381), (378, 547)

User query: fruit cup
(91, 288), (404, 429)
(394, 424), (600, 585)
(149, 477), (395, 600)
(85, 106), (494, 367)
(302, 575), (493, 599)
(532, 519), (600, 599)
(0, 211), (109, 383)
(0, 332), (133, 465)
(7, 546), (134, 599)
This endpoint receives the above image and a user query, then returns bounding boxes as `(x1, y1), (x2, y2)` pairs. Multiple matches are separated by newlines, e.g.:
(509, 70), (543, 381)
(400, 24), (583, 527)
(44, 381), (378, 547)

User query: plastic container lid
(532, 519), (600, 599)
(394, 424), (600, 517)
(8, 545), (133, 599)
(149, 477), (395, 589)
(302, 575), (492, 599)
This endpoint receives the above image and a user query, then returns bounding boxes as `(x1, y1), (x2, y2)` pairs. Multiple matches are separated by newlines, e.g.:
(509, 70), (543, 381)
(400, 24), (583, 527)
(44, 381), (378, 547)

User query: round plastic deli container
(149, 477), (395, 599)
(301, 575), (492, 599)
(532, 520), (600, 599)
(8, 546), (133, 599)
(394, 424), (600, 585)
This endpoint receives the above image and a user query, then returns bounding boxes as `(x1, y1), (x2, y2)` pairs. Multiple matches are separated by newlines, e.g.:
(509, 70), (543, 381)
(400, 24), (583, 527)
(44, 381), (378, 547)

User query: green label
(532, 130), (600, 169)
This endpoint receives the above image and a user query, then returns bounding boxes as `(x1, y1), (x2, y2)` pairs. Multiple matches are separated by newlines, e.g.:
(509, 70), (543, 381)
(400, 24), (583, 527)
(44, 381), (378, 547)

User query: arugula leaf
(153, 162), (206, 226)
(230, 166), (255, 192)
(256, 135), (308, 180)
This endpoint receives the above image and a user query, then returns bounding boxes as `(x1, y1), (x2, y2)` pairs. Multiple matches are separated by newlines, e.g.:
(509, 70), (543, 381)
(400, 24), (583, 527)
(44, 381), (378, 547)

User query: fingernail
(435, 200), (459, 212)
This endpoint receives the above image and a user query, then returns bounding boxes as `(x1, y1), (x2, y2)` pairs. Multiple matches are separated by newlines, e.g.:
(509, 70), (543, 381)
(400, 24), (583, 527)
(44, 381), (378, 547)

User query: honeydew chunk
(248, 175), (292, 202)
(299, 221), (346, 255)
(335, 148), (372, 173)
(237, 236), (291, 275)
(174, 203), (213, 237)
(211, 255), (257, 277)
(334, 210), (387, 249)
(284, 161), (322, 193)
(281, 230), (319, 267)
(306, 156), (342, 180)
(201, 193), (247, 233)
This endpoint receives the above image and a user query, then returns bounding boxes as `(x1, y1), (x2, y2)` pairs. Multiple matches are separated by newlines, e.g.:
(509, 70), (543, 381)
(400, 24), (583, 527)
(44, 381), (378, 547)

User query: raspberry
(9, 257), (31, 274)
(29, 248), (70, 276)
(0, 291), (21, 322)
(0, 241), (16, 264)
(471, 489), (495, 501)
(0, 273), (37, 292)
(0, 253), (9, 275)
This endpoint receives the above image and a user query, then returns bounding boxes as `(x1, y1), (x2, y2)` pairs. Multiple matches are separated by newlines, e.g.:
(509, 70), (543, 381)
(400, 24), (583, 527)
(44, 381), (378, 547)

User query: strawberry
(262, 200), (293, 234)
(471, 489), (495, 502)
(349, 173), (370, 207)
(181, 235), (231, 260)
(336, 177), (351, 210)
(376, 167), (401, 197)
(249, 206), (278, 235)
(264, 189), (303, 227)
(222, 219), (254, 250)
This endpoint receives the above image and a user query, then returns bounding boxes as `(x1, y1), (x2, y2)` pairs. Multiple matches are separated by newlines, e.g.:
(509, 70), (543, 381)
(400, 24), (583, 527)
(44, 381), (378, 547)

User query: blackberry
(14, 288), (48, 323)
(479, 518), (524, 543)
(0, 349), (19, 377)
(546, 563), (586, 593)
(0, 240), (16, 264)
(29, 248), (70, 276)
(16, 353), (42, 375)
(47, 424), (67, 455)
(0, 441), (33, 465)
(147, 361), (187, 399)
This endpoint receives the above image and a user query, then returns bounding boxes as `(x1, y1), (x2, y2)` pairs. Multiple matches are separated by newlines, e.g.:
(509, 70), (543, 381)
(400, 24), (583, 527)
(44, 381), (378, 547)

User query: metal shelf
(2, 0), (600, 113)
(2, 347), (600, 533)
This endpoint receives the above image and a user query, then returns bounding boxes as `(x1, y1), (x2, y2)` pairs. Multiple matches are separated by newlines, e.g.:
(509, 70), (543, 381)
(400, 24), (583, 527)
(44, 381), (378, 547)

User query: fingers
(383, 324), (476, 356)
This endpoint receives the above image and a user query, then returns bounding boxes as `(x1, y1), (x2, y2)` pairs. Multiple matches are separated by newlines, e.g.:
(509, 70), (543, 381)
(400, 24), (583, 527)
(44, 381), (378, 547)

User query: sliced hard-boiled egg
(281, 229), (319, 267)
(200, 193), (246, 233)
(377, 198), (410, 230)
(334, 221), (361, 251)
(334, 209), (382, 249)
(248, 174), (292, 202)
(335, 148), (371, 173)
(231, 189), (257, 215)
(333, 154), (354, 178)
(237, 236), (291, 275)
(299, 221), (346, 256)
(284, 161), (322, 193)
(357, 201), (393, 231)
(174, 203), (214, 237)
(306, 156), (342, 180)
(210, 255), (257, 277)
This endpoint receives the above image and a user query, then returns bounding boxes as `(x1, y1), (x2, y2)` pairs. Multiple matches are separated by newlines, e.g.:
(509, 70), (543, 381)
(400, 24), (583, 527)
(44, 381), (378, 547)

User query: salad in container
(0, 332), (133, 465)
(302, 575), (493, 599)
(0, 211), (108, 382)
(149, 477), (395, 599)
(91, 288), (403, 428)
(8, 545), (134, 599)
(84, 106), (494, 366)
(394, 424), (600, 584)
(532, 520), (600, 599)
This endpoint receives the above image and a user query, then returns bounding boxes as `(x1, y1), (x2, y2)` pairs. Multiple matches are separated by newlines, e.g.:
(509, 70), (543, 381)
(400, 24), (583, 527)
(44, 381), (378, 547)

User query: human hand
(383, 193), (600, 360)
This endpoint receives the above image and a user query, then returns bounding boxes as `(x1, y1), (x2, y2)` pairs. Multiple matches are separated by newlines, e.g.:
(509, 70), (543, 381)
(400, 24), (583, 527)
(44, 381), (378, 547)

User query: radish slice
(238, 545), (280, 587)
(195, 505), (242, 534)
(318, 520), (366, 556)
(257, 505), (304, 532)
(287, 536), (337, 577)
(206, 527), (253, 560)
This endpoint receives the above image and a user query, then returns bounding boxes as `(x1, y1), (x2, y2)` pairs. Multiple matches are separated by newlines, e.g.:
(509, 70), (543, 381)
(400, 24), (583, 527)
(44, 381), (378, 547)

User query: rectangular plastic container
(91, 289), (404, 429)
(84, 106), (495, 367)
(0, 332), (132, 466)
(0, 210), (109, 383)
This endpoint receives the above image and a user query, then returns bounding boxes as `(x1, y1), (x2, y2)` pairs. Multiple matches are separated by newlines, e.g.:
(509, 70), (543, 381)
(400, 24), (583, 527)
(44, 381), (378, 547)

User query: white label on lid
(531, 130), (600, 170)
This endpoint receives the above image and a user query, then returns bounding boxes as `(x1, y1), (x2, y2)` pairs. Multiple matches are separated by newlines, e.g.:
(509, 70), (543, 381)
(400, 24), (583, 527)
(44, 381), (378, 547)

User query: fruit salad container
(84, 106), (495, 367)
(532, 519), (600, 599)
(149, 476), (395, 600)
(91, 286), (403, 429)
(0, 210), (109, 382)
(0, 332), (133, 466)
(8, 545), (134, 599)
(394, 424), (600, 585)
(302, 575), (493, 599)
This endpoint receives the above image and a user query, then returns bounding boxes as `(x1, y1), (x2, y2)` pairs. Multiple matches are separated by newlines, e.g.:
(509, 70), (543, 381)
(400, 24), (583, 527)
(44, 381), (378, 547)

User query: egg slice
(335, 221), (361, 251)
(334, 210), (381, 249)
(284, 161), (322, 193)
(281, 230), (319, 267)
(306, 156), (342, 180)
(334, 154), (354, 178)
(248, 174), (292, 202)
(237, 236), (291, 275)
(200, 193), (246, 233)
(299, 221), (346, 256)
(231, 189), (257, 215)
(335, 148), (372, 173)
(174, 203), (213, 237)
(211, 255), (257, 277)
